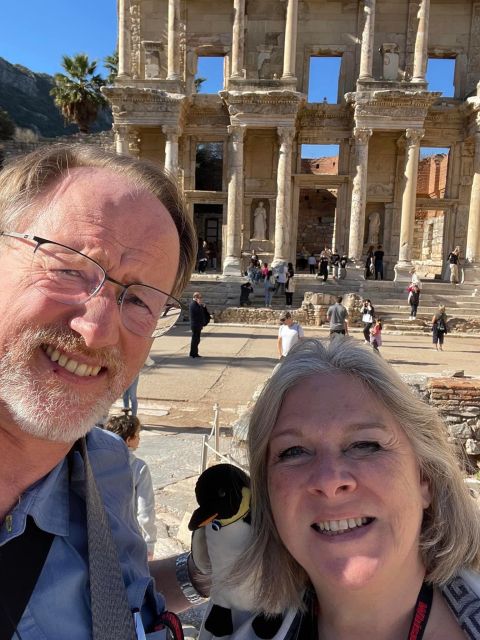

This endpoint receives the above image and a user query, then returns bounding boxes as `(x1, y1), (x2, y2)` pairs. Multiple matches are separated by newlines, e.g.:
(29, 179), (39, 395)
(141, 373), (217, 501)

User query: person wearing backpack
(277, 311), (304, 358)
(432, 305), (448, 351)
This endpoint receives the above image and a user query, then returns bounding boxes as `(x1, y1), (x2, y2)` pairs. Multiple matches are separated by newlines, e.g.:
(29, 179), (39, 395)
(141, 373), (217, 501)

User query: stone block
(447, 423), (473, 440)
(466, 439), (480, 456)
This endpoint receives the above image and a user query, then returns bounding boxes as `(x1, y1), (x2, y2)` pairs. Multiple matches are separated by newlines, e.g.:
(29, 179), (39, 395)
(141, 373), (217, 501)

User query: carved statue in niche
(367, 211), (381, 246)
(252, 201), (268, 240)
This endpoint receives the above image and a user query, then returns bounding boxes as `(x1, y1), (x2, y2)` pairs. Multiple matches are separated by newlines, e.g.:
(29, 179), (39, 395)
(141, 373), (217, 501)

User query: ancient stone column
(231, 0), (245, 78)
(163, 125), (180, 176)
(348, 128), (372, 262)
(272, 127), (295, 267)
(359, 0), (376, 81)
(223, 125), (246, 275)
(466, 130), (480, 269)
(412, 0), (430, 83)
(167, 0), (180, 80)
(117, 0), (131, 79)
(394, 128), (424, 280)
(282, 0), (298, 79)
(113, 125), (130, 155)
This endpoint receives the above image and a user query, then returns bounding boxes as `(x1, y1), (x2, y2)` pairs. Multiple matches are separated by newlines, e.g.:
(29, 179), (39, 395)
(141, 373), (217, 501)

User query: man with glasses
(0, 145), (209, 639)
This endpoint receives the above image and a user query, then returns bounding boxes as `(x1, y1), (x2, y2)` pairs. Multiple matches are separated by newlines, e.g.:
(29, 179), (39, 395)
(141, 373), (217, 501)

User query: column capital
(363, 0), (376, 15)
(228, 124), (246, 142)
(277, 126), (296, 145)
(405, 128), (425, 146)
(162, 124), (181, 139)
(353, 127), (373, 144)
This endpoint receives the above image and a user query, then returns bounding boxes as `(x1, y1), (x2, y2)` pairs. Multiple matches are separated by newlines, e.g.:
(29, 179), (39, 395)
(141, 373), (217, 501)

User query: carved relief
(130, 0), (141, 80)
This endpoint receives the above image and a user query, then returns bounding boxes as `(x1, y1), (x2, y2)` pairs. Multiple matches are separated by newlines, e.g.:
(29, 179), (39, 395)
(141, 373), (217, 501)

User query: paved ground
(126, 324), (480, 633)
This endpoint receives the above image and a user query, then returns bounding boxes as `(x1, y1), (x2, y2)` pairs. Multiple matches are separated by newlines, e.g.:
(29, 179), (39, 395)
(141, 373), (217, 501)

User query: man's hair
(235, 338), (480, 614)
(193, 291), (202, 300)
(0, 144), (196, 297)
(336, 295), (343, 303)
(104, 413), (141, 441)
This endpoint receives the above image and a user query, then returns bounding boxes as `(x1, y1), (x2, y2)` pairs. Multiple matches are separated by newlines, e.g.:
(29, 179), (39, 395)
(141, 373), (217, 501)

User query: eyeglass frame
(0, 230), (183, 338)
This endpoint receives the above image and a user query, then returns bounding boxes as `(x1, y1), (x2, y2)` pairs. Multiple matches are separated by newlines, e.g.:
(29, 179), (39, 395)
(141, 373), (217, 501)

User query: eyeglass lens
(31, 242), (181, 338)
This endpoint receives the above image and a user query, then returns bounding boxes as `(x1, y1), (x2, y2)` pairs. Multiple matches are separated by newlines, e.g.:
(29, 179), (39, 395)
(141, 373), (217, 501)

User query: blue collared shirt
(0, 428), (164, 639)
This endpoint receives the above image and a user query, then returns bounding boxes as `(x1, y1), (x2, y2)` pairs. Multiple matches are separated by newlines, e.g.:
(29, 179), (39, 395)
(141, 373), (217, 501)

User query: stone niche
(142, 41), (164, 79)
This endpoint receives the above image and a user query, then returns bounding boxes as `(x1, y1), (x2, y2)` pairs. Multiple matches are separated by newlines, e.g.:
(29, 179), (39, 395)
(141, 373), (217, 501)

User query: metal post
(213, 403), (220, 461)
(200, 435), (208, 472)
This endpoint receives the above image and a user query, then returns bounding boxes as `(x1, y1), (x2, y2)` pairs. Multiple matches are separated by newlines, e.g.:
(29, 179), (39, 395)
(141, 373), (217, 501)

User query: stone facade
(105, 0), (480, 283)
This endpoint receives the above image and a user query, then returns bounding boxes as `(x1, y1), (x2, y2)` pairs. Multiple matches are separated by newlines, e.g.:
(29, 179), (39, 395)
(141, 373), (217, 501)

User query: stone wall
(428, 378), (480, 468)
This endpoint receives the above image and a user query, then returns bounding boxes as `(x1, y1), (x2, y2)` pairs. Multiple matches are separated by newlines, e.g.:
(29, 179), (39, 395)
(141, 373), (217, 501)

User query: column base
(394, 262), (414, 282)
(222, 256), (242, 276)
(271, 257), (288, 269)
(462, 263), (480, 283)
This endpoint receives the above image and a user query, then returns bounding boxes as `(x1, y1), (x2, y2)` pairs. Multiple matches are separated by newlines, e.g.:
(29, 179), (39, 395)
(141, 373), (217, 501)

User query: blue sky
(0, 2), (454, 159)
(0, 1), (117, 76)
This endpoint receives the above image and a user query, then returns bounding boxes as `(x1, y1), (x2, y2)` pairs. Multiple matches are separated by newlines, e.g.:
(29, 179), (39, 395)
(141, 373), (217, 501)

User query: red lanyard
(407, 581), (434, 640)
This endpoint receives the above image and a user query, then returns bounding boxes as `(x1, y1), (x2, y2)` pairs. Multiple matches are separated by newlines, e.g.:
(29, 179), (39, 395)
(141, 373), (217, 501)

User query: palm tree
(50, 54), (107, 133)
(104, 51), (118, 84)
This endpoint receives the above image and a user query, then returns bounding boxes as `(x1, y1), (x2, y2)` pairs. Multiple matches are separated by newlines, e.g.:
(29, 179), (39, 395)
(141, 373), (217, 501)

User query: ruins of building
(103, 0), (480, 281)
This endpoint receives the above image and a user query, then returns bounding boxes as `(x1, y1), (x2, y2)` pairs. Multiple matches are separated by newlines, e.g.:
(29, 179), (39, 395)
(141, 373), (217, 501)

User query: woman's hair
(104, 413), (141, 442)
(0, 144), (197, 298)
(238, 338), (480, 613)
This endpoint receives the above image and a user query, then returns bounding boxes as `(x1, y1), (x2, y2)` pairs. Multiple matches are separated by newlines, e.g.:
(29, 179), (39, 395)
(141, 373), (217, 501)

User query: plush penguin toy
(189, 464), (291, 640)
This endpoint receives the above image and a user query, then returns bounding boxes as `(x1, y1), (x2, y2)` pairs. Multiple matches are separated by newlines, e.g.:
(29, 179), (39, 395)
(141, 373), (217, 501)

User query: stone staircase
(180, 272), (480, 332)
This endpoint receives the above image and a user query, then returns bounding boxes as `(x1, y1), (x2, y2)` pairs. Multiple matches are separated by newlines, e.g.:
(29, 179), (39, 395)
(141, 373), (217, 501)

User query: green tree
(0, 108), (15, 141)
(50, 53), (107, 133)
(104, 50), (118, 84)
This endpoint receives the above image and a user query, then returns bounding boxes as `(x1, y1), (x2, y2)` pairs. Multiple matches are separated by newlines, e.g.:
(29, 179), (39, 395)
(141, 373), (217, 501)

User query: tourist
(447, 246), (461, 285)
(338, 253), (348, 279)
(261, 261), (269, 279)
(274, 263), (287, 297)
(239, 281), (254, 307)
(365, 244), (375, 279)
(361, 299), (375, 343)
(327, 295), (349, 335)
(307, 252), (317, 274)
(197, 239), (208, 273)
(317, 248), (330, 283)
(239, 338), (480, 639)
(0, 145), (209, 639)
(123, 374), (140, 416)
(330, 248), (340, 279)
(432, 305), (448, 351)
(189, 291), (210, 358)
(264, 269), (276, 307)
(374, 244), (384, 280)
(370, 317), (383, 354)
(105, 413), (157, 560)
(285, 262), (295, 308)
(277, 311), (304, 359)
(408, 283), (421, 320)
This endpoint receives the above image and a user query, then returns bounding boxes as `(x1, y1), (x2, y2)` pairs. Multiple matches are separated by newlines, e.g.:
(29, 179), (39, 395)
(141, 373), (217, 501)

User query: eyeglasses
(1, 231), (182, 338)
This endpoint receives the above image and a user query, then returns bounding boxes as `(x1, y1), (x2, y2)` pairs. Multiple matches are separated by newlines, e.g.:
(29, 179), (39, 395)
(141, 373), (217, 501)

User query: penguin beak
(198, 513), (219, 527)
(188, 508), (219, 530)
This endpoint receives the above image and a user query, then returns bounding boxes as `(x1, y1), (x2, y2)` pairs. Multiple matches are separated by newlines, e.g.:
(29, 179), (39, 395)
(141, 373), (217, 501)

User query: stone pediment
(102, 86), (188, 125)
(346, 89), (441, 130)
(220, 89), (304, 127)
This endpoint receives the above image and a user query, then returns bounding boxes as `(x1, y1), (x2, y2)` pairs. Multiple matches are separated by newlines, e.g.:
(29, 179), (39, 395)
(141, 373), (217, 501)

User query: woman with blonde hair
(235, 337), (480, 639)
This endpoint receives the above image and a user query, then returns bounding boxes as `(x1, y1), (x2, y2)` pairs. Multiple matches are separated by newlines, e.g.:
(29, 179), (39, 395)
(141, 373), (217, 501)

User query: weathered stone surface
(466, 438), (480, 455)
(447, 423), (473, 440)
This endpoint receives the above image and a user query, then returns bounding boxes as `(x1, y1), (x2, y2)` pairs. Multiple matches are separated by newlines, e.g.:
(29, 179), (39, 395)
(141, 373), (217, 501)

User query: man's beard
(0, 325), (129, 443)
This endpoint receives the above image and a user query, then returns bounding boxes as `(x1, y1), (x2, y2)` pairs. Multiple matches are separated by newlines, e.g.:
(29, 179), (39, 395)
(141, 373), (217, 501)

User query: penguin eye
(218, 489), (226, 498)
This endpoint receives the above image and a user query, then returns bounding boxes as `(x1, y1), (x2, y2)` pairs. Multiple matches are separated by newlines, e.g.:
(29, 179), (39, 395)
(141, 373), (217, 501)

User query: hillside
(0, 56), (111, 138)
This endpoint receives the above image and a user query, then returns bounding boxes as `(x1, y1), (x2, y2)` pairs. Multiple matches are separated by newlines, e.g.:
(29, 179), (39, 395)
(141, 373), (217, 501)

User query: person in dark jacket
(408, 284), (421, 320)
(189, 291), (209, 358)
(239, 281), (254, 306)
